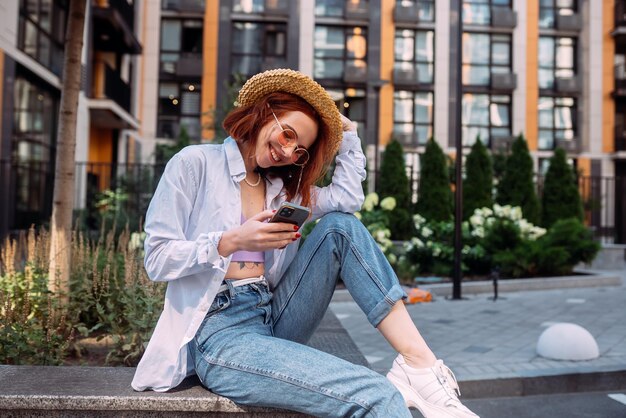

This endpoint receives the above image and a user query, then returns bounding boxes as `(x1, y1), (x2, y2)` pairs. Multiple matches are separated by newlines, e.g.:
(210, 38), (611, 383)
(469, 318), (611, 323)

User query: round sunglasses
(268, 104), (310, 166)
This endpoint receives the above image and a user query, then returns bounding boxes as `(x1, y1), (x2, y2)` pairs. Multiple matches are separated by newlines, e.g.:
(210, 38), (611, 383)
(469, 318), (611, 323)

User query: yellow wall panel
(378, 0), (395, 146)
(603, 0), (615, 153)
(526, 0), (539, 151)
(202, 0), (220, 142)
(88, 127), (113, 163)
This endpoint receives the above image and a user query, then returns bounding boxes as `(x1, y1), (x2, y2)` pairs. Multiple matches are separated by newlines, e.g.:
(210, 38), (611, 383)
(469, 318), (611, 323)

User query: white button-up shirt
(131, 133), (366, 392)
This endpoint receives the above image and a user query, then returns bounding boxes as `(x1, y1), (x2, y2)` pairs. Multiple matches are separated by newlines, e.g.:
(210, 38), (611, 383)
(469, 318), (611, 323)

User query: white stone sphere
(536, 323), (599, 361)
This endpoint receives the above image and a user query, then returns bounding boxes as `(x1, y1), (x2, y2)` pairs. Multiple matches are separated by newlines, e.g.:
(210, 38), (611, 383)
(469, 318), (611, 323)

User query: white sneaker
(386, 355), (479, 418)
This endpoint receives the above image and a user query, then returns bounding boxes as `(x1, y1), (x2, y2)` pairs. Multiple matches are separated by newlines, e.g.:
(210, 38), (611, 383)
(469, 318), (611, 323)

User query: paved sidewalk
(329, 270), (626, 382)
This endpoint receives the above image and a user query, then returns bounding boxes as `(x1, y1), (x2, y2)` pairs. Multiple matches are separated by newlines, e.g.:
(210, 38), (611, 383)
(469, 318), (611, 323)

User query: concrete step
(0, 311), (368, 417)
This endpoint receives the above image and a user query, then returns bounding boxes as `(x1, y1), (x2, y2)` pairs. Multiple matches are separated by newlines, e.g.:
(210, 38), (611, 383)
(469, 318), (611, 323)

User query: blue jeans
(189, 212), (410, 417)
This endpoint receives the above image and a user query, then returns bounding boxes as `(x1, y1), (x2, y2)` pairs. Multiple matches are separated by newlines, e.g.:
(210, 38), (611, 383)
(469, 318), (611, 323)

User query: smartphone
(269, 202), (311, 229)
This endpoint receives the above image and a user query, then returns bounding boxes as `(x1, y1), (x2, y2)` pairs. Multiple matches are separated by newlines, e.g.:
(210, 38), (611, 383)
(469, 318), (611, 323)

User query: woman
(132, 69), (478, 418)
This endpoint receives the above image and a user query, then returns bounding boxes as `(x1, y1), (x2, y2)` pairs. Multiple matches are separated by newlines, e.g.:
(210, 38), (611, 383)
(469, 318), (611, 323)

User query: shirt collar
(224, 137), (247, 182)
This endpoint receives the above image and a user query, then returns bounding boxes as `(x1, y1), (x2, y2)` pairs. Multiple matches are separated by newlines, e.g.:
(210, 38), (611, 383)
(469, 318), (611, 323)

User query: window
(18, 0), (67, 76)
(231, 22), (287, 77)
(157, 82), (202, 140)
(11, 76), (58, 229)
(538, 96), (576, 150)
(394, 91), (434, 147)
(462, 94), (511, 146)
(463, 0), (512, 25)
(327, 88), (366, 133)
(462, 33), (512, 86)
(397, 0), (435, 22)
(232, 0), (264, 13)
(539, 0), (576, 29)
(538, 36), (575, 90)
(394, 30), (434, 84)
(314, 26), (367, 80)
(314, 0), (369, 17)
(160, 19), (203, 75)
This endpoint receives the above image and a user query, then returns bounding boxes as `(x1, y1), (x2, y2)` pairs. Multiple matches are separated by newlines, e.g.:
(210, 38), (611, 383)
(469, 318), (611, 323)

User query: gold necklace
(244, 172), (261, 187)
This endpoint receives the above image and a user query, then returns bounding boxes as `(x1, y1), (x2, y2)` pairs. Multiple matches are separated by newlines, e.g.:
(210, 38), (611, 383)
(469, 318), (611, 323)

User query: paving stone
(331, 269), (626, 382)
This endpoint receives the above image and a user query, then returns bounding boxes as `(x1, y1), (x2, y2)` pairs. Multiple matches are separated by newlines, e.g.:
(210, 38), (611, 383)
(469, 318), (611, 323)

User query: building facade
(1, 0), (625, 243)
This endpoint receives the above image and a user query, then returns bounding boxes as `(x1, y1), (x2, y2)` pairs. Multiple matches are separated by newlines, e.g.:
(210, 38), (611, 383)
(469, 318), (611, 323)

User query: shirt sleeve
(310, 131), (366, 220)
(143, 152), (228, 282)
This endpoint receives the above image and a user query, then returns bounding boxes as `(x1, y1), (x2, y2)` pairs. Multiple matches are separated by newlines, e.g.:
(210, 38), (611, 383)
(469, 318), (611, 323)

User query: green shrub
(535, 218), (600, 271)
(541, 148), (584, 228)
(0, 225), (165, 366)
(416, 139), (453, 221)
(0, 228), (76, 365)
(496, 134), (541, 224)
(377, 139), (413, 239)
(463, 137), (493, 219)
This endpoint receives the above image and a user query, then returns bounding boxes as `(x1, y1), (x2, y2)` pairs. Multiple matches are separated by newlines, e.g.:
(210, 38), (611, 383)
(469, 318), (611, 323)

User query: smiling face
(253, 110), (319, 169)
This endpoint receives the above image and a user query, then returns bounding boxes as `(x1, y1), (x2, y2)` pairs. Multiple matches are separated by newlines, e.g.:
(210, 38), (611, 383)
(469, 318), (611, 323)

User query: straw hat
(236, 68), (343, 158)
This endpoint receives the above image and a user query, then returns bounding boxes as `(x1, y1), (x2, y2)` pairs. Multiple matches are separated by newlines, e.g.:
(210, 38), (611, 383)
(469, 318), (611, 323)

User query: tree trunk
(48, 0), (87, 299)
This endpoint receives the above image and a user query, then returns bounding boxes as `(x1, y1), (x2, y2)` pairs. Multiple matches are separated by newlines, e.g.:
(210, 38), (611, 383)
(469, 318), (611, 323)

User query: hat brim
(236, 69), (343, 159)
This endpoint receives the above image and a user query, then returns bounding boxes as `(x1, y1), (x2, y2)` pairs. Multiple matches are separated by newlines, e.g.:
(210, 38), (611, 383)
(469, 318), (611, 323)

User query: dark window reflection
(17, 0), (67, 76)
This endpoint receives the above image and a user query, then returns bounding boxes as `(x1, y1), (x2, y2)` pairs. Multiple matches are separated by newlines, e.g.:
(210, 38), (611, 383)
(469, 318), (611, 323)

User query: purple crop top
(230, 214), (265, 263)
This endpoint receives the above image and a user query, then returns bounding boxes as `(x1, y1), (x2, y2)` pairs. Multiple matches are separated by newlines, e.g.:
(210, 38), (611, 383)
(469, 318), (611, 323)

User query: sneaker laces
(433, 360), (461, 401)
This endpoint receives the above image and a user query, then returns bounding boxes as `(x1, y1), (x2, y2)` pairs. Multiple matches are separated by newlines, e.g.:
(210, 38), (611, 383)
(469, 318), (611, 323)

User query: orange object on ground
(405, 288), (433, 304)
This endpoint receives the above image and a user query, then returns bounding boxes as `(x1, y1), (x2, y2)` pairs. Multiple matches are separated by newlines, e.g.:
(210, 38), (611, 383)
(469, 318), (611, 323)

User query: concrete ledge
(0, 311), (367, 417)
(418, 272), (622, 298)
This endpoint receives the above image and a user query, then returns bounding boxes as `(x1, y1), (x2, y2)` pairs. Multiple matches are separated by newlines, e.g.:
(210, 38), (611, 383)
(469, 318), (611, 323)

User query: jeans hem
(366, 284), (407, 327)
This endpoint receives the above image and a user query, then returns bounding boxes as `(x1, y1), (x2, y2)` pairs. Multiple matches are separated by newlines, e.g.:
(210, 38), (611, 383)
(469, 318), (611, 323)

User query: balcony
(393, 131), (417, 148)
(261, 56), (288, 71)
(92, 0), (141, 54)
(90, 62), (137, 129)
(614, 78), (626, 98)
(555, 138), (580, 154)
(178, 53), (203, 77)
(614, 3), (626, 51)
(491, 136), (515, 153)
(491, 7), (517, 29)
(616, 128), (626, 151)
(394, 66), (419, 86)
(491, 73), (517, 91)
(264, 0), (289, 16)
(555, 76), (581, 94)
(343, 62), (367, 83)
(394, 3), (420, 24)
(556, 13), (582, 32)
(345, 1), (369, 20)
(616, 2), (626, 28)
(161, 0), (205, 13)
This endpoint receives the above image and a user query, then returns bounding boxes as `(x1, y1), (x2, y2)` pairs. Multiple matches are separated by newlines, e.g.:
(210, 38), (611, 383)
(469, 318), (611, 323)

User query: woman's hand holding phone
(218, 209), (300, 256)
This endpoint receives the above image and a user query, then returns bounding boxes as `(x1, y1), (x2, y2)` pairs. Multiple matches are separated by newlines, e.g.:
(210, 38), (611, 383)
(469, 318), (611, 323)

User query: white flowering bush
(355, 193), (398, 265)
(401, 204), (573, 279)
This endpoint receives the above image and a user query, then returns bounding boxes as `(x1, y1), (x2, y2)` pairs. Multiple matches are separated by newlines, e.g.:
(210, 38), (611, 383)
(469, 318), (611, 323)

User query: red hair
(222, 92), (332, 208)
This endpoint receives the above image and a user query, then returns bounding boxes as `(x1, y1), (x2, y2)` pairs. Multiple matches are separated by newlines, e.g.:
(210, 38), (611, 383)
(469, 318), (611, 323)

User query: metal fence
(1, 160), (625, 243)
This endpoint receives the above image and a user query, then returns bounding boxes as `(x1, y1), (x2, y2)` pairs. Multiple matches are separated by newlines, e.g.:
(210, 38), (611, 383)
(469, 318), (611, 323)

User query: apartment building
(0, 0), (624, 242)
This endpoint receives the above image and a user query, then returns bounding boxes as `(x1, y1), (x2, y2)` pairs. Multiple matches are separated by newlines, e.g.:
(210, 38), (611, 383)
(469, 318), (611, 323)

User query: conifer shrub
(463, 137), (493, 219)
(541, 147), (584, 228)
(416, 139), (453, 221)
(377, 139), (413, 239)
(496, 134), (540, 224)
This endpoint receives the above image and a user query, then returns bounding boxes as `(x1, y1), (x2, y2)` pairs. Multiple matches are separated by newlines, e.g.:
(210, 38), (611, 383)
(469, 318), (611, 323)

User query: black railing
(0, 161), (164, 238)
(1, 160), (625, 244)
(161, 0), (205, 13)
(104, 64), (131, 112)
